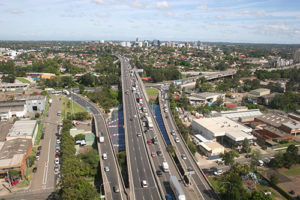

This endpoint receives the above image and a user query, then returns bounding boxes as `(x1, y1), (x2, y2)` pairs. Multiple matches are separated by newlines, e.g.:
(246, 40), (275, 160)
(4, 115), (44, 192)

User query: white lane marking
(42, 139), (51, 185)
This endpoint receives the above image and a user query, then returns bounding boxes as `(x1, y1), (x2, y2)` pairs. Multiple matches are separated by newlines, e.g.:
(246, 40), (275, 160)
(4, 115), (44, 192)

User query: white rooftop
(7, 120), (37, 138)
(193, 117), (253, 142)
(220, 109), (262, 119)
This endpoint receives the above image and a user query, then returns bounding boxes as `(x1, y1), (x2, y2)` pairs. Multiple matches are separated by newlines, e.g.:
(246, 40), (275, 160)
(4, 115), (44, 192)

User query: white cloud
(92, 0), (112, 5)
(10, 10), (23, 14)
(130, 1), (146, 9)
(196, 5), (207, 10)
(240, 10), (269, 17)
(156, 1), (169, 10)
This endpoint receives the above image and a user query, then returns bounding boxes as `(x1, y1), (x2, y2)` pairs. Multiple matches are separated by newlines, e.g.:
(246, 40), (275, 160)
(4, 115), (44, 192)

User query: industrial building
(0, 100), (27, 119)
(0, 138), (32, 179)
(193, 134), (224, 159)
(219, 109), (262, 122)
(255, 113), (300, 135)
(192, 117), (253, 147)
(188, 92), (225, 106)
(247, 88), (270, 99)
(0, 82), (29, 91)
(26, 72), (55, 80)
(6, 120), (38, 144)
(17, 95), (47, 113)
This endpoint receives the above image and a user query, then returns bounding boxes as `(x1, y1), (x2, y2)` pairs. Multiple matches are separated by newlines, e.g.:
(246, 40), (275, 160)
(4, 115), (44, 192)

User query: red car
(147, 140), (152, 145)
(151, 152), (156, 157)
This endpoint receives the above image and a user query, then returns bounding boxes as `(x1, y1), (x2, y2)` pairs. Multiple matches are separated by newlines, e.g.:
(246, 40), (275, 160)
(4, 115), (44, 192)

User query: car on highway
(181, 154), (187, 160)
(104, 166), (110, 172)
(151, 152), (156, 157)
(175, 137), (180, 143)
(156, 170), (162, 176)
(171, 130), (176, 136)
(147, 140), (152, 145)
(102, 153), (108, 160)
(141, 180), (148, 188)
(157, 150), (162, 157)
(55, 158), (59, 164)
(113, 185), (120, 193)
(137, 132), (142, 137)
(187, 167), (194, 172)
(33, 167), (37, 173)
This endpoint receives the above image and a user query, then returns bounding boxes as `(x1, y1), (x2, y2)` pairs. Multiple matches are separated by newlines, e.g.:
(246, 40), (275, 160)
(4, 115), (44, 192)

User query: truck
(170, 176), (186, 200)
(98, 132), (104, 143)
(146, 116), (153, 129)
(162, 161), (169, 172)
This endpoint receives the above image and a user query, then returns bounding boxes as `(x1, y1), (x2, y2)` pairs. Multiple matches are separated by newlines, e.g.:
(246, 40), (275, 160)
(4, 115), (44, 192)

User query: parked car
(33, 167), (37, 173)
(55, 158), (59, 164)
(214, 169), (223, 176)
(147, 140), (152, 145)
(38, 146), (42, 151)
(54, 164), (59, 172)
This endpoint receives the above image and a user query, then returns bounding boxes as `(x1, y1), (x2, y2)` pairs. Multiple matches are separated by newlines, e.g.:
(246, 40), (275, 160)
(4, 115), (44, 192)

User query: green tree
(75, 134), (85, 141)
(216, 96), (224, 106)
(167, 145), (176, 157)
(250, 190), (272, 200)
(242, 138), (251, 154)
(250, 149), (262, 170)
(195, 79), (200, 91)
(220, 150), (239, 166)
(79, 84), (85, 94)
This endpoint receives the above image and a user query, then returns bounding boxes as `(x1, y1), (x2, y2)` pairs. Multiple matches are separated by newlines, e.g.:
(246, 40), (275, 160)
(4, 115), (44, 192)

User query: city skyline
(0, 0), (300, 44)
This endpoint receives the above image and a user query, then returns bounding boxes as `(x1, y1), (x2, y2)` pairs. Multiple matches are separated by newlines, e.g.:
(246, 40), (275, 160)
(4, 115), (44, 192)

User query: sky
(0, 0), (300, 43)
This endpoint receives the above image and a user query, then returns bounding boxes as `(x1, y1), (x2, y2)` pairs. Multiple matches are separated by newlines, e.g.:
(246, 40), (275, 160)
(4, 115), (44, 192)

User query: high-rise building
(294, 49), (300, 63)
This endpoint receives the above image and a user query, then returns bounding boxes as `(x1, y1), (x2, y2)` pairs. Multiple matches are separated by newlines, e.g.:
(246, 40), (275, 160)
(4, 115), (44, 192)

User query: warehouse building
(255, 113), (300, 135)
(0, 138), (32, 179)
(192, 117), (253, 147)
(0, 100), (27, 119)
(17, 95), (47, 113)
(6, 120), (38, 144)
(188, 92), (225, 106)
(219, 109), (262, 122)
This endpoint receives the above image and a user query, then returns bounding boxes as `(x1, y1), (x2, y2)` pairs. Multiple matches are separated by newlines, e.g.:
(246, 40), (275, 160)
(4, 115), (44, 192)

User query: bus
(146, 116), (153, 129)
(169, 176), (185, 200)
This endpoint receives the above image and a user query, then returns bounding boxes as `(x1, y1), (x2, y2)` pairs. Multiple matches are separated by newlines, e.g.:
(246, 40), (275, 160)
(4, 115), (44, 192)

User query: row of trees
(270, 92), (300, 112)
(268, 144), (299, 169)
(87, 87), (121, 113)
(56, 119), (98, 200)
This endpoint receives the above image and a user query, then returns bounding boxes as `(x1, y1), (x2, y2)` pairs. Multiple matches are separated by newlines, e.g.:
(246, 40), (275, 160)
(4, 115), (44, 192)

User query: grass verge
(146, 88), (159, 99)
(34, 122), (44, 146)
(16, 77), (30, 84)
(281, 167), (300, 177)
(60, 95), (87, 119)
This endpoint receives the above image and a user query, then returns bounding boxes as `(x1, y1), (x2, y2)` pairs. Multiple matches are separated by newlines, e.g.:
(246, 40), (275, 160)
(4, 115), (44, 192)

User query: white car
(181, 154), (187, 160)
(56, 139), (61, 144)
(171, 130), (176, 136)
(102, 153), (108, 160)
(104, 166), (110, 172)
(214, 169), (223, 176)
(175, 137), (180, 143)
(141, 180), (148, 188)
(55, 158), (59, 164)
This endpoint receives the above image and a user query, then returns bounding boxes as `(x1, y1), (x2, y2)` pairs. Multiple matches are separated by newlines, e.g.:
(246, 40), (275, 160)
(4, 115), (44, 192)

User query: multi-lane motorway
(71, 93), (125, 200)
(121, 56), (161, 200)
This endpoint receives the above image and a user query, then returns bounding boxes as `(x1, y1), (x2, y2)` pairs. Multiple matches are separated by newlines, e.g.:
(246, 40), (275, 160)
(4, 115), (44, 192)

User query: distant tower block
(294, 49), (300, 63)
(136, 37), (139, 42)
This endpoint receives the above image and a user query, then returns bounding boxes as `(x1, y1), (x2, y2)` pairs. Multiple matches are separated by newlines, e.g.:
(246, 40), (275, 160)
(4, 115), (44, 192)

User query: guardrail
(98, 103), (128, 200)
(72, 93), (127, 200)
(131, 76), (164, 200)
(134, 73), (186, 185)
(166, 99), (220, 199)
